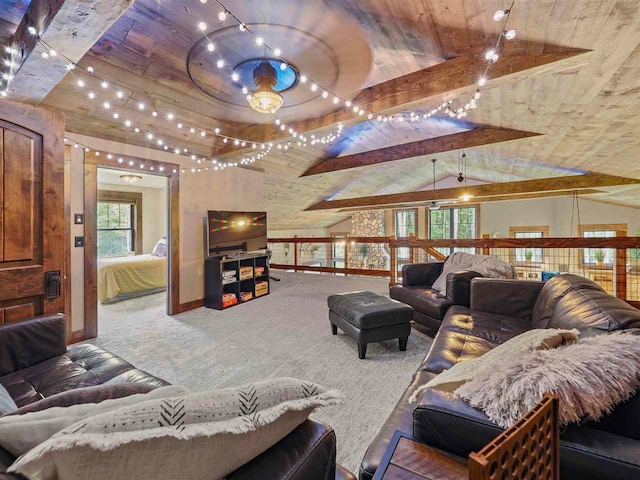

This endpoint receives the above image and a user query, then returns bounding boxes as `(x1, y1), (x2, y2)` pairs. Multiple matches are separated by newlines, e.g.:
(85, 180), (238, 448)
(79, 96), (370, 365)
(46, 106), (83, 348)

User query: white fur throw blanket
(409, 328), (579, 402)
(431, 252), (518, 294)
(457, 331), (640, 428)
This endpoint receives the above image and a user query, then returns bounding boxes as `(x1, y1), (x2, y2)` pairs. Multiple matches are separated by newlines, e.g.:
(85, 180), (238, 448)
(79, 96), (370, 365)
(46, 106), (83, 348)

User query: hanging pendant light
(457, 151), (473, 201)
(248, 61), (284, 114)
(429, 159), (441, 211)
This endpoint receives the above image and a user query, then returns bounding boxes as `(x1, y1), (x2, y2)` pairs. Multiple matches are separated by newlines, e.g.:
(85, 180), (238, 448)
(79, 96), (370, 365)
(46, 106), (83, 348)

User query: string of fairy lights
(191, 0), (517, 123)
(63, 135), (265, 173)
(1, 1), (518, 173)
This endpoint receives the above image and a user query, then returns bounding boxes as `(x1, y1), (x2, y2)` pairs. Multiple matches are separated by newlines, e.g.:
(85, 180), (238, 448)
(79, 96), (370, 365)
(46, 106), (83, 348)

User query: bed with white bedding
(98, 254), (166, 304)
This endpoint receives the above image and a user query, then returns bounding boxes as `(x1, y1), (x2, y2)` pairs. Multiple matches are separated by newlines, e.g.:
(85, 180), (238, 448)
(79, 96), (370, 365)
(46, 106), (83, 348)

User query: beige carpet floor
(94, 271), (432, 475)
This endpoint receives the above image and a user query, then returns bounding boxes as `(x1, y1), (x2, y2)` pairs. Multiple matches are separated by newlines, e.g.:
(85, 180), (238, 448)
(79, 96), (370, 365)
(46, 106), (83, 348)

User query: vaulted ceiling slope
(5, 0), (640, 228)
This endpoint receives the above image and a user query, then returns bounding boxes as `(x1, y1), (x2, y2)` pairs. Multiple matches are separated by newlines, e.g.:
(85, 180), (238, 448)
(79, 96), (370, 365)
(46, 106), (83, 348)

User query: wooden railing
(268, 236), (640, 307)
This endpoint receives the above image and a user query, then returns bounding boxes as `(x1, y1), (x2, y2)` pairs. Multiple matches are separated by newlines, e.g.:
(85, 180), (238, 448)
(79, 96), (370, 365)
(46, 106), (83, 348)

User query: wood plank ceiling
(28, 0), (640, 228)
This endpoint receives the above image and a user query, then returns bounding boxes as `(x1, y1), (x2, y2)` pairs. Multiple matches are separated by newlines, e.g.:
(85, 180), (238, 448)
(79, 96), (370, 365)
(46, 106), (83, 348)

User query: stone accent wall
(349, 211), (390, 270)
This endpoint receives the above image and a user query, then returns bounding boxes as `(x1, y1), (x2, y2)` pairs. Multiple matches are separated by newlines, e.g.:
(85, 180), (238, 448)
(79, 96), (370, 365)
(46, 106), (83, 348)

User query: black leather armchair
(389, 262), (483, 336)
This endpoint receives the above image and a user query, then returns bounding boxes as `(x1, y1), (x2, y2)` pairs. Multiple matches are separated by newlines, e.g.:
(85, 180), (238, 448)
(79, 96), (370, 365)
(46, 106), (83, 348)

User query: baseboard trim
(175, 298), (204, 314)
(68, 329), (87, 345)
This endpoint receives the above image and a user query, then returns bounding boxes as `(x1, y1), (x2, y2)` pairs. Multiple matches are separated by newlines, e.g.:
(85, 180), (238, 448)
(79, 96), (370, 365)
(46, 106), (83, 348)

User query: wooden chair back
(468, 394), (560, 480)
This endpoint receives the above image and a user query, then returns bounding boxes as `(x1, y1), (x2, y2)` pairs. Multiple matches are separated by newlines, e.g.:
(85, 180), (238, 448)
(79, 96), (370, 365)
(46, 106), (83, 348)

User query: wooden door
(0, 100), (65, 326)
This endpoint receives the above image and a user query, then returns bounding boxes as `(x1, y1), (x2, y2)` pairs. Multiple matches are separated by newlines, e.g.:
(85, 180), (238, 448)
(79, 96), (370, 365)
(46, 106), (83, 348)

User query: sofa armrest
(0, 314), (67, 377)
(401, 262), (444, 287)
(413, 388), (499, 456)
(414, 388), (640, 480)
(446, 271), (484, 307)
(470, 278), (544, 321)
(227, 419), (336, 480)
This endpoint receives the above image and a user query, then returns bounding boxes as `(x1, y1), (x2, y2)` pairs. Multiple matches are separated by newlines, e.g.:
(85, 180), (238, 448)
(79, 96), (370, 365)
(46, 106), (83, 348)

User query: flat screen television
(206, 211), (267, 256)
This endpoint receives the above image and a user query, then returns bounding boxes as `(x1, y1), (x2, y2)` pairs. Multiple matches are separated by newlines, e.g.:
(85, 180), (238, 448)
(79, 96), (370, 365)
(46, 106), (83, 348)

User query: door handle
(45, 270), (62, 299)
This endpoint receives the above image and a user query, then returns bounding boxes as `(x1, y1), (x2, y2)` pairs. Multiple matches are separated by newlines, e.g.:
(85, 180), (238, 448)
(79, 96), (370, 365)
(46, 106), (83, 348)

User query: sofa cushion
(413, 328), (579, 398)
(457, 331), (640, 428)
(532, 274), (604, 329)
(10, 383), (158, 416)
(0, 343), (169, 408)
(390, 286), (452, 320)
(327, 291), (412, 329)
(549, 286), (640, 337)
(9, 378), (342, 480)
(0, 385), (189, 457)
(419, 306), (530, 374)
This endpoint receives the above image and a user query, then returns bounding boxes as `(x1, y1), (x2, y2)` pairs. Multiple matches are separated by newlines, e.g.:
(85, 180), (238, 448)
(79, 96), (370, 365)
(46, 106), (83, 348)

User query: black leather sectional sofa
(0, 314), (354, 480)
(361, 274), (640, 480)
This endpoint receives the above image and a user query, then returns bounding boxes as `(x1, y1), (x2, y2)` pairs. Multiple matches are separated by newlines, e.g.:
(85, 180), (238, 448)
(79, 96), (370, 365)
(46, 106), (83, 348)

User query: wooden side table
(372, 430), (468, 480)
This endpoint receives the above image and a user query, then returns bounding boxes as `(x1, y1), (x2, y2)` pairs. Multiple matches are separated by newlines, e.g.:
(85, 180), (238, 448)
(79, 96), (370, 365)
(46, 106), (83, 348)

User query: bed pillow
(0, 385), (189, 457)
(9, 378), (343, 480)
(456, 331), (640, 428)
(409, 328), (579, 401)
(0, 384), (17, 416)
(151, 237), (167, 257)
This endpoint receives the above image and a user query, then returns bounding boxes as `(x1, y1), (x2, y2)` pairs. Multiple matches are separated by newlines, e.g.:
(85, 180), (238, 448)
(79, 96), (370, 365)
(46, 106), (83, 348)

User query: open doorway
(95, 168), (168, 329)
(83, 151), (180, 339)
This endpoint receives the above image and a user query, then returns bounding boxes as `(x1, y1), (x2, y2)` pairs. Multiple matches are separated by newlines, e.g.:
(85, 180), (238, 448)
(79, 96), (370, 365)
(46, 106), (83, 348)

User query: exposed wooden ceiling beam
(218, 49), (591, 155)
(6, 0), (133, 103)
(306, 174), (640, 211)
(300, 126), (541, 177)
(335, 189), (605, 213)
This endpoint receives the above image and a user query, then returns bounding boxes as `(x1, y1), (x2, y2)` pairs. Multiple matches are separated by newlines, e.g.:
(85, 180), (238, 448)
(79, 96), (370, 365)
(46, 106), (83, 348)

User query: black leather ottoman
(327, 291), (413, 359)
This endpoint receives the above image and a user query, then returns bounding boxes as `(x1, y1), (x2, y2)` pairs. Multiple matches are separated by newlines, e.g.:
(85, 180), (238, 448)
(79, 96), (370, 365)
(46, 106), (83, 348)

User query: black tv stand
(204, 252), (270, 310)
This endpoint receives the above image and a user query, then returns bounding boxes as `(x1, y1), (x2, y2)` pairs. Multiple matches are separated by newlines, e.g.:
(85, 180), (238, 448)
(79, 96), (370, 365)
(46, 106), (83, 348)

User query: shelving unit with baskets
(204, 253), (270, 310)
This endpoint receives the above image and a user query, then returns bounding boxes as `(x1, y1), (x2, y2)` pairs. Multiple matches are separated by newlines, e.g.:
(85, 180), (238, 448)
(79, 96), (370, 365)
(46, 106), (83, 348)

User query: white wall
(179, 168), (263, 303)
(97, 182), (167, 254)
(481, 197), (640, 238)
(67, 133), (264, 330)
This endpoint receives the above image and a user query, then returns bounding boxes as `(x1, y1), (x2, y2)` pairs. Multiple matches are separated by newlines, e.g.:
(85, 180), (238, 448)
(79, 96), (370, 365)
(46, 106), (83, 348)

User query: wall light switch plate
(74, 236), (85, 247)
(74, 213), (84, 225)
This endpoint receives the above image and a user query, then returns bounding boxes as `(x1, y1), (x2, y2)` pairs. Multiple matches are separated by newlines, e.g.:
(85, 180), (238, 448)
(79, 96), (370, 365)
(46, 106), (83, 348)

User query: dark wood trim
(306, 174), (640, 211)
(271, 236), (640, 249)
(269, 236), (394, 244)
(68, 329), (86, 345)
(97, 189), (143, 255)
(628, 301), (640, 310)
(83, 153), (181, 339)
(508, 225), (550, 265)
(168, 175), (180, 315)
(85, 151), (180, 175)
(301, 128), (541, 177)
(175, 298), (204, 314)
(84, 162), (98, 338)
(390, 237), (640, 249)
(270, 263), (391, 277)
(64, 145), (72, 341)
(426, 203), (480, 241)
